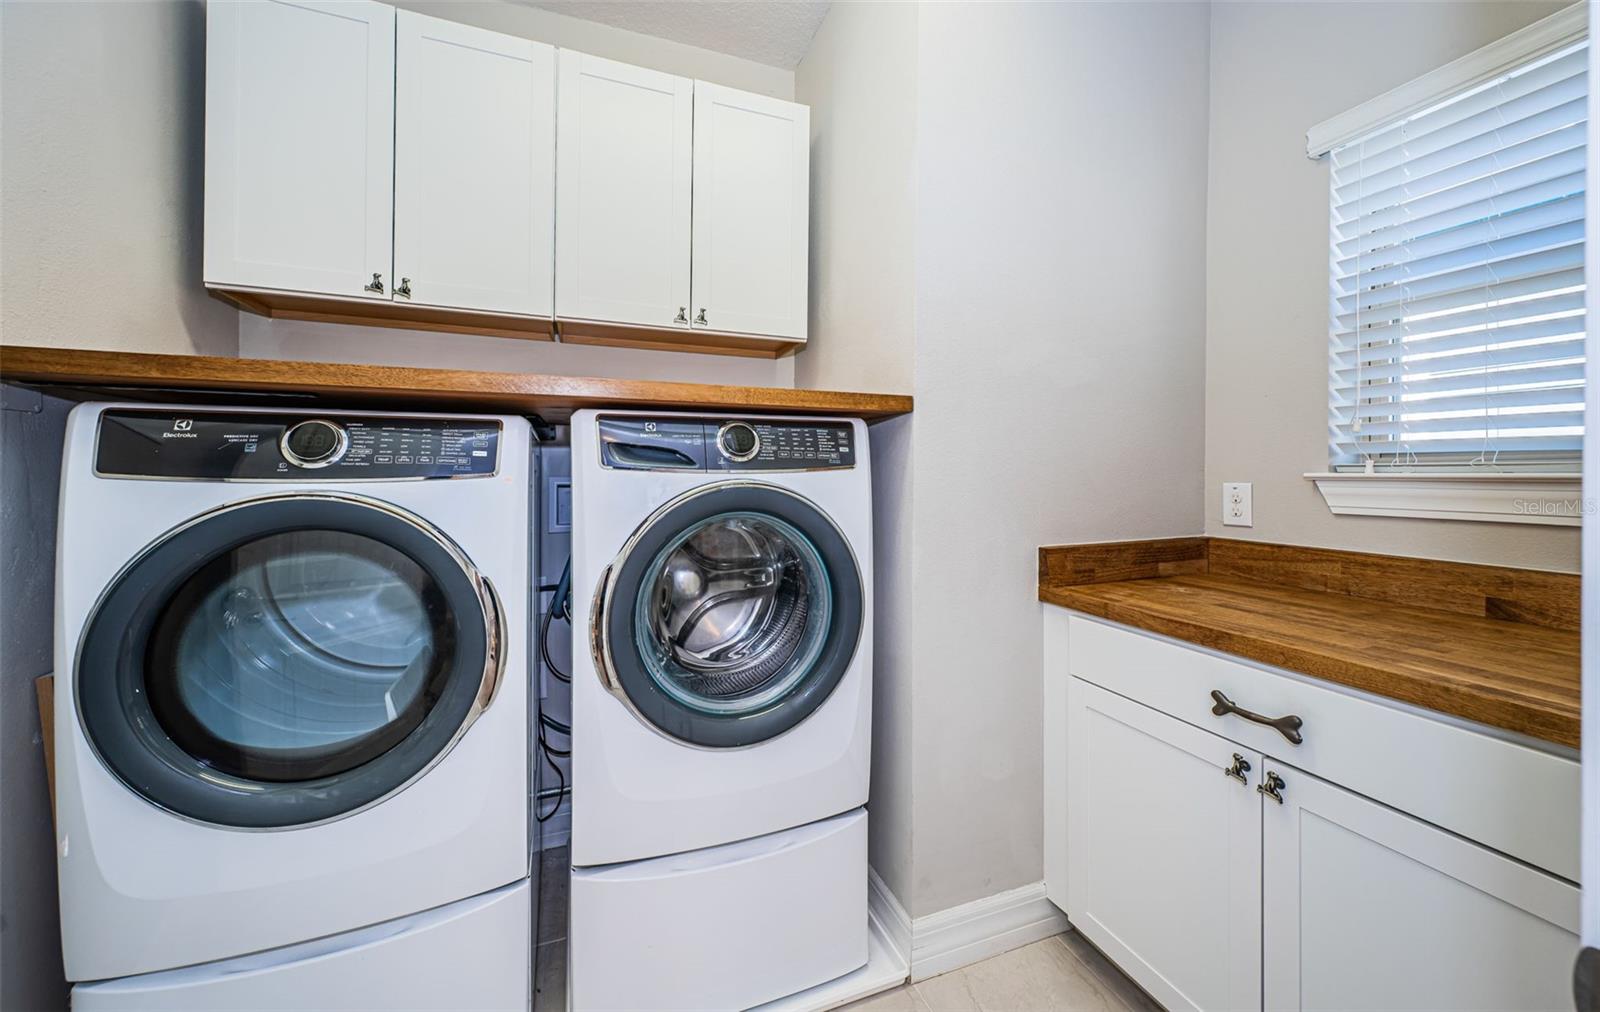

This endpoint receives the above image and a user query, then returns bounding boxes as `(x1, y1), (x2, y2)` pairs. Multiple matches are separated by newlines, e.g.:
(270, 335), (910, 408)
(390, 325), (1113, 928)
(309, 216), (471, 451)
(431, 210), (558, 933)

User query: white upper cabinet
(204, 7), (809, 351)
(393, 13), (555, 317)
(1261, 764), (1578, 1012)
(556, 51), (693, 332)
(689, 83), (810, 341)
(205, 0), (395, 300)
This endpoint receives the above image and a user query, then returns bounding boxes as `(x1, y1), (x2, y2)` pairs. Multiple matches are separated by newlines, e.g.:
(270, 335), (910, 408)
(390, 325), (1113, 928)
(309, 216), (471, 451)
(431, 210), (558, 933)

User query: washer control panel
(598, 416), (855, 471)
(96, 410), (501, 480)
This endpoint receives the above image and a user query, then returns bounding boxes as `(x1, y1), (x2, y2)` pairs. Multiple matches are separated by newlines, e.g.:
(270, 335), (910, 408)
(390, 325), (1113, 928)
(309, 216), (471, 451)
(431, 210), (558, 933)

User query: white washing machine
(54, 404), (532, 1008)
(569, 410), (872, 1011)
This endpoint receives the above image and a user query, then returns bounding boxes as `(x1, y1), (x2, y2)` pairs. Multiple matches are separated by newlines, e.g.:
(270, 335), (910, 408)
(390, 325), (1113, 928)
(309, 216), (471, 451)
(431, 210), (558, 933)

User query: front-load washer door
(75, 492), (503, 829)
(592, 481), (863, 748)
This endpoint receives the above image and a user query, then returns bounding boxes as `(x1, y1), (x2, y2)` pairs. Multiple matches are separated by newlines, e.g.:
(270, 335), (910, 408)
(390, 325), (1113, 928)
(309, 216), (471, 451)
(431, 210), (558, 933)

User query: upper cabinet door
(1262, 763), (1579, 1012)
(394, 13), (554, 317)
(205, 0), (395, 300)
(555, 52), (692, 330)
(689, 83), (810, 341)
(1067, 679), (1262, 1012)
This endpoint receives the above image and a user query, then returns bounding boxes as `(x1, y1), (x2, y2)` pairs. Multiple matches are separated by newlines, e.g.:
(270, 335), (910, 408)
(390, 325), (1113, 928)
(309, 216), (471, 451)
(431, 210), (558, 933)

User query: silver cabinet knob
(363, 272), (384, 294)
(395, 277), (412, 299)
(694, 308), (708, 326)
(674, 307), (688, 325)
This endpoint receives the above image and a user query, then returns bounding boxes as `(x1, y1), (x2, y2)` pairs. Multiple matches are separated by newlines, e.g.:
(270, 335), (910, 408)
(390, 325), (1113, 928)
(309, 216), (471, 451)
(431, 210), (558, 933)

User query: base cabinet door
(205, 0), (395, 299)
(689, 83), (809, 340)
(555, 51), (692, 331)
(394, 12), (554, 316)
(1261, 762), (1579, 1012)
(1067, 679), (1263, 1012)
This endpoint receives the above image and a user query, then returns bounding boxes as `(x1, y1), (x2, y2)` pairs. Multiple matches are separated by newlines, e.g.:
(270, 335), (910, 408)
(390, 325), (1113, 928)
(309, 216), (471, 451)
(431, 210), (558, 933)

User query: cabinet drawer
(1066, 614), (1580, 881)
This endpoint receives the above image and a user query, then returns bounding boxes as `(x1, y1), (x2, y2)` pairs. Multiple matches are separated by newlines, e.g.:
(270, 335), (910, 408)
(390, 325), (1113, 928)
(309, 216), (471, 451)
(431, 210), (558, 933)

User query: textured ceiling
(525, 1), (831, 69)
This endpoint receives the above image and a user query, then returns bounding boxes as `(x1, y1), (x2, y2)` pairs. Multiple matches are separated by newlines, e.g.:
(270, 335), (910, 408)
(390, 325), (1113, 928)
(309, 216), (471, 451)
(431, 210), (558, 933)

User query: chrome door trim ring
(593, 481), (864, 750)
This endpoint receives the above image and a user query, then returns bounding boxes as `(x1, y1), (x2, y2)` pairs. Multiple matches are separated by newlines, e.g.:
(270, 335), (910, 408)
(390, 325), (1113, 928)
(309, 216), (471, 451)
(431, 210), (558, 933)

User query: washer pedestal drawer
(69, 879), (530, 1011)
(570, 807), (867, 1011)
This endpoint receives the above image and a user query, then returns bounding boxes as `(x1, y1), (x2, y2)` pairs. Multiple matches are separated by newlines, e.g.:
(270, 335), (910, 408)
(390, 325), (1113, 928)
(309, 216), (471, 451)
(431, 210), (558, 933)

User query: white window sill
(1303, 472), (1582, 527)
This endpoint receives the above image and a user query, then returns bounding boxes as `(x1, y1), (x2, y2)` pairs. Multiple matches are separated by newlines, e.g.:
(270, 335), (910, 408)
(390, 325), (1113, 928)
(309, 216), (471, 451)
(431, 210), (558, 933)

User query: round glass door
(600, 484), (863, 748)
(145, 530), (455, 782)
(77, 495), (500, 828)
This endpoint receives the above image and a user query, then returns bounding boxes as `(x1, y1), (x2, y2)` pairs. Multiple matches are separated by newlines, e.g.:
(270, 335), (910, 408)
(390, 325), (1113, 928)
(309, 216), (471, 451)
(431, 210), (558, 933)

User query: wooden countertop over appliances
(0, 346), (913, 423)
(1038, 537), (1579, 747)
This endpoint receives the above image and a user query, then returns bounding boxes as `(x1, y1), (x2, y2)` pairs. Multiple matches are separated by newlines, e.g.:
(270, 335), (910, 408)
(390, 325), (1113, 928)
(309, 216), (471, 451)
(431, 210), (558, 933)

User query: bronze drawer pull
(1210, 689), (1304, 745)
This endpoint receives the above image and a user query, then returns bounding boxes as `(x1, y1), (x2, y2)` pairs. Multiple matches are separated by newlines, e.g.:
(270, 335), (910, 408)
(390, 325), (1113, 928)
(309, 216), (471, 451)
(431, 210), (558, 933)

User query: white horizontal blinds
(1328, 42), (1587, 470)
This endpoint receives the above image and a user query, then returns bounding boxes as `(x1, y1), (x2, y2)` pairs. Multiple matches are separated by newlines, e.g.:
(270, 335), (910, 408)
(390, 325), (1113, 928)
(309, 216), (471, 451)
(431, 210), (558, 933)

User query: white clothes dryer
(53, 404), (531, 997)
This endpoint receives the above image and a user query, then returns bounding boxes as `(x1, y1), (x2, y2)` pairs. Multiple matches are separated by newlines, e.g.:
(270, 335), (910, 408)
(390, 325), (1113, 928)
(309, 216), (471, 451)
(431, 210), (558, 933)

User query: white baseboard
(867, 867), (912, 968)
(907, 881), (1069, 982)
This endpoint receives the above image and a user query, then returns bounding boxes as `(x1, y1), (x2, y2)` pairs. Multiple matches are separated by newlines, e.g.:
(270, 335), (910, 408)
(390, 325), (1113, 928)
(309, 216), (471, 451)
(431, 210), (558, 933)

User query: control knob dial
(281, 419), (348, 468)
(717, 421), (761, 462)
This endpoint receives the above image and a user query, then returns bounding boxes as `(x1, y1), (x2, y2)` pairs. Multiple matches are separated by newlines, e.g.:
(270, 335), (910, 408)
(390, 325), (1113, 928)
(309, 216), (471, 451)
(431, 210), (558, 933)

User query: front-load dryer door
(75, 492), (503, 829)
(592, 481), (863, 749)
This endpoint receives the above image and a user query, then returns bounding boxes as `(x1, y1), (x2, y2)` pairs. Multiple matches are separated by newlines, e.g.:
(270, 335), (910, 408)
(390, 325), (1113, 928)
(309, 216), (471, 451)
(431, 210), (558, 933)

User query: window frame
(1309, 6), (1588, 477)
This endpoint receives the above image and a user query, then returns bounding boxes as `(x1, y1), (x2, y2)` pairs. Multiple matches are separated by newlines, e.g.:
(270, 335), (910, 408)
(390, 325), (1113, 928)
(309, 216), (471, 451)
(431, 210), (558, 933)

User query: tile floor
(841, 933), (1161, 1012)
(534, 846), (1160, 1012)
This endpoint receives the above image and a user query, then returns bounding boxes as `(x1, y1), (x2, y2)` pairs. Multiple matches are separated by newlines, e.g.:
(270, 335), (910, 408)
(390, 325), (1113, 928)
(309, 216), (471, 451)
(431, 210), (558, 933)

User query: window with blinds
(1328, 41), (1587, 471)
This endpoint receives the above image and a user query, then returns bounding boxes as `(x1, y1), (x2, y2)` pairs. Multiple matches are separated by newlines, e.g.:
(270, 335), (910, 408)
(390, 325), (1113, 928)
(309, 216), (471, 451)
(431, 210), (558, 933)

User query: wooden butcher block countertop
(0, 345), (913, 422)
(1038, 537), (1580, 748)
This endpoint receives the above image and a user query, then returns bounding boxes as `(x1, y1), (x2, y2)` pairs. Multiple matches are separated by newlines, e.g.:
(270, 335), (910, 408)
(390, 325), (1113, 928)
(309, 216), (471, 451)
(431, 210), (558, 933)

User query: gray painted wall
(1, 1), (239, 357)
(0, 386), (72, 1012)
(796, 0), (1211, 920)
(794, 0), (919, 910)
(909, 0), (1210, 918)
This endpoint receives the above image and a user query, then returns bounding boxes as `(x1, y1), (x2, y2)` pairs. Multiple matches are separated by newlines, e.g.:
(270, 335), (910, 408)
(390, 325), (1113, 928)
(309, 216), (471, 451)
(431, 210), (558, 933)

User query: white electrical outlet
(1222, 482), (1253, 527)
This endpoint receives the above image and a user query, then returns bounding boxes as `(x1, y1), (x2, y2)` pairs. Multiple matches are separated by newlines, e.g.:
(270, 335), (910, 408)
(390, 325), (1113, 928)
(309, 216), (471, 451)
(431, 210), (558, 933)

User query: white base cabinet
(1262, 762), (1578, 1012)
(1051, 610), (1580, 1012)
(1067, 681), (1261, 1012)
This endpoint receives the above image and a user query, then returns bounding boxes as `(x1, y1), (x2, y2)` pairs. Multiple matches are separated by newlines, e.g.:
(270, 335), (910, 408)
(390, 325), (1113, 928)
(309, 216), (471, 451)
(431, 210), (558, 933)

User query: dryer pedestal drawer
(570, 808), (867, 1011)
(70, 880), (530, 1011)
(1066, 615), (1580, 881)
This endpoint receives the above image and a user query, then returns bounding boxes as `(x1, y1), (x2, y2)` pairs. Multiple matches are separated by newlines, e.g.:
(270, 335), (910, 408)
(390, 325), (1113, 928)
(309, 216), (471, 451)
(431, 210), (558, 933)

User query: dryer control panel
(598, 416), (855, 472)
(95, 410), (501, 480)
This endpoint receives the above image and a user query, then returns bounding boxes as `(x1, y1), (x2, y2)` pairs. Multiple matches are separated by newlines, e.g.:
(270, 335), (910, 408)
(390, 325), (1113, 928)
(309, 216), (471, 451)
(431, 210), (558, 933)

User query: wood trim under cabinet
(556, 318), (801, 359)
(210, 286), (807, 359)
(210, 285), (556, 342)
